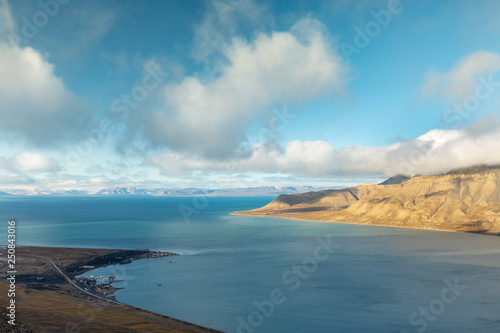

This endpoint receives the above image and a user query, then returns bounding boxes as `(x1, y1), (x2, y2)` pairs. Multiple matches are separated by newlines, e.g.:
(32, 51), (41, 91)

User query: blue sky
(1, 0), (500, 191)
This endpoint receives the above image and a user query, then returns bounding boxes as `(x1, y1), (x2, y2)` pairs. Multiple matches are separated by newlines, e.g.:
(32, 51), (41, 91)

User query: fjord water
(1, 196), (500, 333)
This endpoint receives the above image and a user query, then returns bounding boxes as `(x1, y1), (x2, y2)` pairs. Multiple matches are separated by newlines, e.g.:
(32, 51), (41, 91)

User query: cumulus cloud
(134, 18), (350, 158)
(191, 0), (270, 62)
(0, 1), (91, 145)
(0, 152), (59, 173)
(148, 115), (500, 178)
(421, 51), (500, 101)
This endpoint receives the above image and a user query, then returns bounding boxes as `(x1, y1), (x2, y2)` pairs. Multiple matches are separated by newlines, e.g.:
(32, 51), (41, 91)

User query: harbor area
(74, 275), (117, 297)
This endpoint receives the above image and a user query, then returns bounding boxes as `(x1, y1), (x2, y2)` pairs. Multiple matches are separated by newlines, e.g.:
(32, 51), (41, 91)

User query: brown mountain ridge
(234, 165), (500, 235)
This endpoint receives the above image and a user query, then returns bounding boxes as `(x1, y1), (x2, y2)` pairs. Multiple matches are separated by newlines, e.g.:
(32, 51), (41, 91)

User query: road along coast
(0, 246), (224, 333)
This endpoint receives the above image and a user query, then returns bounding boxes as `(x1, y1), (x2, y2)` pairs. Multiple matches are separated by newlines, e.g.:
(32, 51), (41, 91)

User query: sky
(1, 0), (500, 192)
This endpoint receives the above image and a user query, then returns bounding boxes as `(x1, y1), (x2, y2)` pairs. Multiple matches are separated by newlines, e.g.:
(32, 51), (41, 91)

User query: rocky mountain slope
(236, 166), (500, 235)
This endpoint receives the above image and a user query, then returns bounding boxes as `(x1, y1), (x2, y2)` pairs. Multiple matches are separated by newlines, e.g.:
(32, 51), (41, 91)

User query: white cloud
(191, 0), (270, 62)
(0, 152), (59, 173)
(0, 0), (14, 38)
(421, 51), (500, 101)
(134, 18), (350, 158)
(0, 1), (91, 145)
(148, 115), (500, 178)
(9, 152), (59, 173)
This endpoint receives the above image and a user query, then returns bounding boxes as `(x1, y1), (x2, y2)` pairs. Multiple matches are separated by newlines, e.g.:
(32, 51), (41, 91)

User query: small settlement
(74, 250), (178, 296)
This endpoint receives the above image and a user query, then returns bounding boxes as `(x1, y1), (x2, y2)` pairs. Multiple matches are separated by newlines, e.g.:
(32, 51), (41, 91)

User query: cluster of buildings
(75, 275), (115, 292)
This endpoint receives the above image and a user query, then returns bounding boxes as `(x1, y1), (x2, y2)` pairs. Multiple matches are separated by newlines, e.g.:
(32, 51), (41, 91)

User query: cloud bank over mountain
(148, 115), (500, 178)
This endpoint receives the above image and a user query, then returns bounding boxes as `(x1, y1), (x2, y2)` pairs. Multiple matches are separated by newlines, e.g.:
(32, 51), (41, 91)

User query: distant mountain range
(97, 186), (340, 196)
(95, 187), (158, 195)
(5, 189), (90, 196)
(0, 186), (342, 197)
(235, 165), (500, 235)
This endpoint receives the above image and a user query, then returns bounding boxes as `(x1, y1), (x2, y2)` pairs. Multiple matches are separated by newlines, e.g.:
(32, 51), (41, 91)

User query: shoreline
(232, 211), (499, 237)
(10, 246), (181, 300)
(66, 248), (180, 299)
(0, 246), (224, 333)
(233, 167), (500, 236)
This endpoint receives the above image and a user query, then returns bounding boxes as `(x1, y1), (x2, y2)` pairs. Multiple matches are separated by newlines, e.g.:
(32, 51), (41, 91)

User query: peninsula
(235, 165), (500, 235)
(0, 246), (223, 333)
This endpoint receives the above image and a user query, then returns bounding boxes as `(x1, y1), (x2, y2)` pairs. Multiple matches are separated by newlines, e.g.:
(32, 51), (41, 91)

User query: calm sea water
(1, 196), (500, 333)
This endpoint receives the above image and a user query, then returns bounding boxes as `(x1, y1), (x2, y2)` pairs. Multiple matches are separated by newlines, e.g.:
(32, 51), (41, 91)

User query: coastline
(233, 168), (500, 236)
(0, 246), (224, 333)
(66, 248), (180, 299)
(232, 211), (497, 236)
